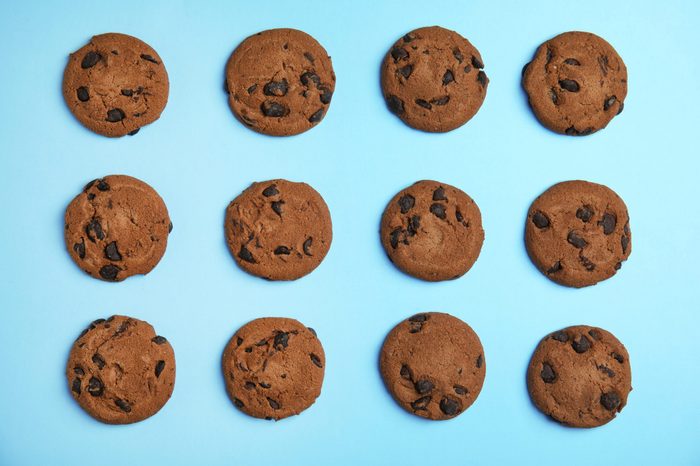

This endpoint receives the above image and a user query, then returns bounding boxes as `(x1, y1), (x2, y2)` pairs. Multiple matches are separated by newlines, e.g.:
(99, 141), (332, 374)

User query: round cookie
(222, 317), (325, 421)
(225, 28), (335, 136)
(380, 180), (484, 281)
(525, 180), (631, 288)
(225, 179), (332, 280)
(65, 175), (172, 282)
(381, 26), (488, 132)
(380, 312), (485, 420)
(527, 325), (632, 428)
(62, 33), (169, 137)
(67, 315), (176, 424)
(522, 31), (627, 135)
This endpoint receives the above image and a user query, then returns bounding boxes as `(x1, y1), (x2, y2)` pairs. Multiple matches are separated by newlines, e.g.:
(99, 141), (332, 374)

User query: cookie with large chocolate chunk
(381, 26), (488, 132)
(225, 179), (332, 280)
(525, 180), (631, 288)
(380, 180), (484, 281)
(62, 33), (169, 137)
(225, 28), (335, 136)
(222, 317), (325, 420)
(67, 315), (176, 424)
(522, 31), (627, 135)
(527, 325), (632, 428)
(65, 175), (172, 282)
(380, 312), (485, 420)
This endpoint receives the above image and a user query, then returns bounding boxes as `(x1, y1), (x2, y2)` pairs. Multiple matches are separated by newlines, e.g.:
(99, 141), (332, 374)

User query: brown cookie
(67, 315), (176, 424)
(380, 180), (484, 281)
(525, 180), (631, 288)
(222, 317), (325, 421)
(65, 175), (172, 282)
(527, 325), (632, 428)
(62, 33), (169, 137)
(225, 28), (335, 136)
(225, 179), (332, 280)
(380, 312), (485, 420)
(522, 31), (627, 135)
(381, 26), (488, 132)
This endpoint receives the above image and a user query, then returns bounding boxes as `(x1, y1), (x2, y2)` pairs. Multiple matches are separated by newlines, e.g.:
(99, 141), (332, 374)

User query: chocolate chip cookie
(225, 179), (332, 280)
(225, 28), (335, 136)
(67, 315), (176, 424)
(380, 312), (485, 420)
(62, 33), (169, 137)
(65, 175), (172, 282)
(381, 26), (488, 132)
(222, 318), (325, 421)
(380, 180), (484, 281)
(522, 31), (627, 135)
(527, 325), (632, 428)
(525, 180), (631, 288)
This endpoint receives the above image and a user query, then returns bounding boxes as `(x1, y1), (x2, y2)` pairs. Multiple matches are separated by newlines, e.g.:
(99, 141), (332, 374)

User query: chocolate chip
(155, 360), (165, 377)
(386, 95), (404, 114)
(614, 262), (622, 270)
(598, 213), (617, 235)
(300, 72), (321, 87)
(236, 337), (243, 346)
(92, 353), (105, 369)
(389, 227), (403, 249)
(453, 48), (464, 63)
(621, 235), (630, 254)
(96, 180), (109, 191)
(115, 398), (132, 412)
(559, 79), (580, 92)
(152, 336), (167, 345)
(84, 180), (96, 192)
(442, 70), (454, 85)
(551, 331), (569, 342)
(588, 329), (602, 340)
(598, 55), (609, 75)
(572, 335), (591, 353)
(398, 65), (413, 79)
(432, 96), (450, 106)
(310, 353), (322, 368)
(430, 203), (446, 219)
(274, 332), (289, 349)
(263, 79), (289, 97)
(471, 56), (484, 69)
(87, 377), (104, 396)
(319, 86), (333, 104)
(244, 381), (256, 390)
(408, 314), (428, 323)
(415, 99), (432, 109)
(549, 88), (558, 105)
(74, 366), (85, 376)
(259, 382), (271, 389)
(77, 86), (89, 102)
(541, 363), (556, 383)
(430, 188), (447, 202)
(238, 245), (256, 263)
(476, 354), (483, 368)
(411, 396), (431, 410)
(456, 210), (464, 223)
(598, 365), (615, 378)
(400, 365), (413, 380)
(403, 33), (415, 43)
(439, 397), (460, 416)
(274, 246), (291, 255)
(81, 51), (101, 69)
(532, 211), (550, 229)
(407, 215), (421, 236)
(73, 239), (86, 259)
(600, 391), (620, 411)
(567, 231), (587, 249)
(398, 194), (415, 213)
(563, 58), (580, 66)
(307, 327), (317, 336)
(99, 265), (120, 281)
(309, 108), (324, 123)
(261, 101), (288, 117)
(106, 108), (125, 122)
(140, 54), (159, 64)
(303, 51), (315, 63)
(303, 237), (313, 256)
(246, 83), (257, 94)
(521, 62), (529, 77)
(104, 242), (121, 261)
(604, 95), (617, 111)
(414, 379), (434, 394)
(624, 222), (630, 235)
(168, 221), (173, 233)
(233, 398), (244, 408)
(612, 352), (625, 363)
(121, 89), (133, 96)
(545, 48), (553, 65)
(547, 261), (562, 274)
(617, 102), (625, 115)
(271, 200), (284, 216)
(477, 71), (488, 87)
(391, 47), (408, 61)
(85, 219), (104, 242)
(90, 318), (105, 329)
(576, 206), (594, 222)
(262, 185), (279, 197)
(454, 385), (467, 395)
(71, 378), (82, 394)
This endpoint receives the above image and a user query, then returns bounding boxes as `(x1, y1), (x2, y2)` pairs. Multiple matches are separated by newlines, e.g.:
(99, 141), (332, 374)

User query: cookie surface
(62, 33), (169, 137)
(65, 175), (171, 282)
(225, 179), (332, 280)
(525, 180), (631, 288)
(67, 315), (176, 424)
(222, 317), (325, 420)
(380, 312), (485, 420)
(527, 325), (632, 428)
(381, 26), (488, 132)
(522, 31), (627, 135)
(225, 28), (335, 136)
(380, 180), (484, 281)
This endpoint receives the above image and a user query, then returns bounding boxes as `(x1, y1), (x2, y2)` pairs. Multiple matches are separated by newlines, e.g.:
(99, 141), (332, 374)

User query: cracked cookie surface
(222, 317), (325, 420)
(380, 180), (484, 281)
(380, 312), (485, 420)
(225, 28), (335, 136)
(67, 315), (176, 424)
(64, 175), (171, 282)
(525, 180), (631, 288)
(522, 31), (627, 135)
(225, 179), (332, 280)
(62, 33), (169, 137)
(381, 26), (488, 132)
(527, 325), (632, 428)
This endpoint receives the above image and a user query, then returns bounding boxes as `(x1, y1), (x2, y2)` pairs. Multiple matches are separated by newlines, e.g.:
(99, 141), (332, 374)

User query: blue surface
(1, 1), (699, 465)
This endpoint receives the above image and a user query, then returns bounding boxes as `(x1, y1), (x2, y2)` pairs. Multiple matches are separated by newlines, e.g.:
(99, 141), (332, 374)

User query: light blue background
(1, 0), (698, 464)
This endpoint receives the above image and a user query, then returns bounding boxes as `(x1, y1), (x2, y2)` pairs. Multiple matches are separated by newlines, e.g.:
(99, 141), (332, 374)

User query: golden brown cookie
(62, 33), (169, 137)
(222, 317), (325, 421)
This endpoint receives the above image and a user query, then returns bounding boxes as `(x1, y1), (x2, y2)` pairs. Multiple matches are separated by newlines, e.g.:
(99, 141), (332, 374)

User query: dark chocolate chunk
(233, 398), (244, 408)
(532, 211), (550, 229)
(106, 108), (125, 122)
(600, 391), (621, 411)
(398, 65), (413, 79)
(452, 48), (464, 63)
(386, 95), (405, 114)
(476, 354), (483, 369)
(308, 108), (324, 123)
(300, 72), (321, 87)
(121, 89), (133, 96)
(140, 54), (159, 64)
(604, 95), (617, 111)
(152, 336), (167, 345)
(563, 58), (580, 66)
(261, 101), (288, 117)
(310, 353), (322, 368)
(411, 396), (431, 410)
(407, 215), (421, 236)
(559, 79), (580, 92)
(476, 71), (488, 87)
(81, 51), (101, 69)
(547, 261), (562, 274)
(576, 206), (594, 222)
(408, 314), (428, 323)
(274, 332), (289, 349)
(155, 360), (165, 377)
(91, 353), (105, 370)
(319, 86), (333, 104)
(415, 99), (432, 109)
(621, 235), (629, 254)
(99, 265), (120, 281)
(541, 363), (556, 383)
(567, 231), (587, 249)
(263, 79), (289, 97)
(432, 96), (450, 106)
(104, 242), (122, 261)
(77, 86), (90, 102)
(115, 398), (131, 412)
(598, 213), (617, 235)
(454, 385), (467, 395)
(442, 70), (454, 85)
(274, 246), (291, 255)
(433, 187), (447, 201)
(303, 237), (313, 256)
(71, 378), (82, 394)
(246, 84), (257, 94)
(572, 335), (592, 354)
(400, 364), (413, 381)
(87, 377), (104, 397)
(549, 88), (558, 105)
(73, 239), (86, 259)
(267, 398), (281, 410)
(597, 365), (615, 378)
(244, 381), (256, 390)
(391, 47), (408, 62)
(471, 56), (484, 69)
(238, 245), (256, 264)
(439, 397), (460, 416)
(430, 203), (446, 219)
(414, 379), (434, 395)
(398, 194), (415, 213)
(303, 52), (315, 63)
(612, 352), (625, 364)
(271, 200), (284, 216)
(85, 219), (105, 242)
(551, 331), (569, 342)
(262, 185), (279, 197)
